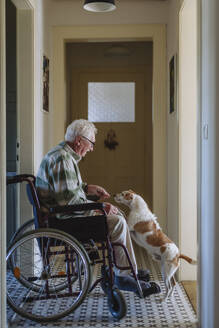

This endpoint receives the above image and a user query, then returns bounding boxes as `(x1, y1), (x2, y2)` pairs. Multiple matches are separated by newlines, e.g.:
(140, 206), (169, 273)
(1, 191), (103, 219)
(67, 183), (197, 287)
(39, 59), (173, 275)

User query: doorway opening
(6, 0), (34, 245)
(66, 41), (153, 212)
(52, 24), (167, 231)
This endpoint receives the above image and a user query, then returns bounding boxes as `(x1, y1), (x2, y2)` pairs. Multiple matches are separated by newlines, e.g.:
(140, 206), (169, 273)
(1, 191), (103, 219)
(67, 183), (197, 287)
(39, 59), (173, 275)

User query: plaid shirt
(36, 141), (88, 218)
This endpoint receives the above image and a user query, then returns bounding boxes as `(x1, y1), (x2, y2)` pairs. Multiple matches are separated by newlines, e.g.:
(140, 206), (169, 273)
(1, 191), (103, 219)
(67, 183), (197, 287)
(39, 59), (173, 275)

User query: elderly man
(36, 119), (160, 296)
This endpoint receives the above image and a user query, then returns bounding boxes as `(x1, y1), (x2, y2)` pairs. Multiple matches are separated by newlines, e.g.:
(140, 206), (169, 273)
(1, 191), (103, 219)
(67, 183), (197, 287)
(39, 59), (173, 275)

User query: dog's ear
(128, 189), (135, 194)
(125, 191), (134, 200)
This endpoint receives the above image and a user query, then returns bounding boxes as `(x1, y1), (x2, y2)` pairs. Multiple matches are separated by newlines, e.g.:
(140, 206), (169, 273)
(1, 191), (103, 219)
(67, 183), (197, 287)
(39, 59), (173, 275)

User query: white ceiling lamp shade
(83, 0), (116, 12)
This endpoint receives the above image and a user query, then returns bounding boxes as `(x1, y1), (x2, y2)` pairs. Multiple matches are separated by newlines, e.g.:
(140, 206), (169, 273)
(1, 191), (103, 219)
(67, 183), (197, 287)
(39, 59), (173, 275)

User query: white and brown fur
(114, 190), (197, 299)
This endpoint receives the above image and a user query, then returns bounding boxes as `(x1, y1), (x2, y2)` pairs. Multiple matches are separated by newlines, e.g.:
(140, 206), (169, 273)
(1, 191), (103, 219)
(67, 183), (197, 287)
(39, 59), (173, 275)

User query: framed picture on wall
(169, 54), (177, 114)
(43, 55), (49, 112)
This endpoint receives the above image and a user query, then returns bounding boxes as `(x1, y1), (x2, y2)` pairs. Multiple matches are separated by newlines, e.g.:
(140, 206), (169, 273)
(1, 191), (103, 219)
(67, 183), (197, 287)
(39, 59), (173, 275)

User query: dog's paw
(159, 294), (167, 302)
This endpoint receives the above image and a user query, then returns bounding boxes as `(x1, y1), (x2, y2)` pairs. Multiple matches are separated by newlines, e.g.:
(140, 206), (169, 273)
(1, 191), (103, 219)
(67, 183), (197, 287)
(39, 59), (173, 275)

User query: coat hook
(104, 129), (119, 150)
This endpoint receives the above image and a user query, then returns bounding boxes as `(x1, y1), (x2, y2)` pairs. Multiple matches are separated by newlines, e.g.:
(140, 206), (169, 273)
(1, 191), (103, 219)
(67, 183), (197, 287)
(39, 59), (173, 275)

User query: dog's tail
(179, 254), (197, 265)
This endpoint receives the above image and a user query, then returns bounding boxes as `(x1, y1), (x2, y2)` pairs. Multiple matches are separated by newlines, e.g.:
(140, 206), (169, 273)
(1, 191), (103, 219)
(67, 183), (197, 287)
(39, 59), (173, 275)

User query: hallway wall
(10, 1), (182, 239)
(32, 0), (51, 173)
(166, 0), (182, 243)
(25, 0), (166, 174)
(200, 0), (219, 325)
(31, 0), (184, 248)
(40, 0), (181, 237)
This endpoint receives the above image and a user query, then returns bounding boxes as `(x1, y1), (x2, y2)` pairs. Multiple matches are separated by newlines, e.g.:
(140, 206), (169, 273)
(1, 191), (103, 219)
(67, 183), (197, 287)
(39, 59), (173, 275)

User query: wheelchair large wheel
(8, 222), (79, 294)
(7, 229), (92, 322)
(107, 288), (127, 320)
(9, 218), (35, 245)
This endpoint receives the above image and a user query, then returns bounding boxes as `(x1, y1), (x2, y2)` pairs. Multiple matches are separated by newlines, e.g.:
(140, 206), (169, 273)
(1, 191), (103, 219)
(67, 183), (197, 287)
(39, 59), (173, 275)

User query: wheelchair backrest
(26, 184), (39, 229)
(7, 174), (43, 229)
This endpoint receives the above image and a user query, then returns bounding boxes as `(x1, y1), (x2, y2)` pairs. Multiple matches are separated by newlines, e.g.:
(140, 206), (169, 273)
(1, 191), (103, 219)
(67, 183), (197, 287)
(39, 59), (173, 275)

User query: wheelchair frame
(6, 174), (143, 323)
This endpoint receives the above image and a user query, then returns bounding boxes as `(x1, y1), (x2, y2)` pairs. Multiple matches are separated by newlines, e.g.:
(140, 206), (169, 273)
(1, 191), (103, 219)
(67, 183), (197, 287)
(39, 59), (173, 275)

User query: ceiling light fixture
(83, 0), (116, 12)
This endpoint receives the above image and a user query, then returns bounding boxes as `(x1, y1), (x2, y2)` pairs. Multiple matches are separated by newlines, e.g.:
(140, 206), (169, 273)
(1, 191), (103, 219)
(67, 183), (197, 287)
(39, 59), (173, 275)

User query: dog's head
(114, 190), (136, 207)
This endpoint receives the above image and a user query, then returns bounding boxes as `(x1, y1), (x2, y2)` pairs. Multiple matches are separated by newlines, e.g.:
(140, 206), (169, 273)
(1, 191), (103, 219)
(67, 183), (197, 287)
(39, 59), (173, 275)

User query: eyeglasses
(81, 135), (95, 147)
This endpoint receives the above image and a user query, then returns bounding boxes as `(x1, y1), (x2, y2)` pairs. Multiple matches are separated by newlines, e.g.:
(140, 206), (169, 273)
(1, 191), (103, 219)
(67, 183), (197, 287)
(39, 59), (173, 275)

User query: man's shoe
(136, 269), (150, 282)
(136, 281), (161, 298)
(114, 274), (160, 296)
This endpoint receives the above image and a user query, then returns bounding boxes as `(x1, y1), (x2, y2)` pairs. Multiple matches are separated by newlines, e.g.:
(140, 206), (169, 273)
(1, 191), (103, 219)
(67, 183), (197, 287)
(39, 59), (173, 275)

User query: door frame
(52, 24), (167, 229)
(13, 0), (34, 227)
(0, 0), (7, 325)
(0, 0), (34, 325)
(178, 0), (198, 280)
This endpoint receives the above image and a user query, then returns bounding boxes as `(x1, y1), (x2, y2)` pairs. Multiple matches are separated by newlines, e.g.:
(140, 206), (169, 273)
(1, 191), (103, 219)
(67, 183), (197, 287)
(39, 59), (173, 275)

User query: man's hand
(104, 203), (119, 215)
(87, 184), (110, 199)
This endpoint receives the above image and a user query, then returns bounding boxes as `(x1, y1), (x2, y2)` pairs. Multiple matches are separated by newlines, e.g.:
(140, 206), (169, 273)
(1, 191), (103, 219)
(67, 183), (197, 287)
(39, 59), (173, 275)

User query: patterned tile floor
(7, 246), (198, 328)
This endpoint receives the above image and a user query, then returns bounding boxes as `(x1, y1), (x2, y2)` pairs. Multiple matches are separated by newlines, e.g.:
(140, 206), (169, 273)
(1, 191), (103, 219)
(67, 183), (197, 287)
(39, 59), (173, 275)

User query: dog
(114, 190), (197, 299)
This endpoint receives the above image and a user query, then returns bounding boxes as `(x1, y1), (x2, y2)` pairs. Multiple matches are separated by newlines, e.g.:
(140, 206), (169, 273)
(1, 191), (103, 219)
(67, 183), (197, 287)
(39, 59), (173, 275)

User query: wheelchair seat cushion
(48, 215), (108, 242)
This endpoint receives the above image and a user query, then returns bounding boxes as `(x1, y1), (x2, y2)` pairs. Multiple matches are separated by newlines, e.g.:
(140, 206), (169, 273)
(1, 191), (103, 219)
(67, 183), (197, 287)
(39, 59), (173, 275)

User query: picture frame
(169, 54), (177, 114)
(43, 55), (49, 112)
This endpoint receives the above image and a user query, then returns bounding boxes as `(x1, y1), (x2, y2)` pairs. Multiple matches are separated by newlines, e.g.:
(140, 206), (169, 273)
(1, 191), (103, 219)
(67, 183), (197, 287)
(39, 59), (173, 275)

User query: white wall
(167, 0), (198, 281)
(30, 0), (51, 172)
(200, 0), (219, 325)
(166, 0), (181, 243)
(178, 0), (198, 280)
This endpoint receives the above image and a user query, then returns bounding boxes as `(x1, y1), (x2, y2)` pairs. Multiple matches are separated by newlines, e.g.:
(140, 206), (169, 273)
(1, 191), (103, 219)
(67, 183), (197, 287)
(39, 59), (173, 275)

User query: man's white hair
(65, 119), (97, 142)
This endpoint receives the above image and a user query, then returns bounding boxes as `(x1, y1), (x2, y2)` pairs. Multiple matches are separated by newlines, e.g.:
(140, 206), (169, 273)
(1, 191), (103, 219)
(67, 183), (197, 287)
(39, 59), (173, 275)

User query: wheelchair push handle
(6, 174), (35, 185)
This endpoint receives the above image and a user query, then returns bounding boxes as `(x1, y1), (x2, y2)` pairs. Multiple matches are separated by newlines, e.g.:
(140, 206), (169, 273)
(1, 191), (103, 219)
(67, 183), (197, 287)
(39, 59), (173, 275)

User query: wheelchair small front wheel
(107, 288), (127, 320)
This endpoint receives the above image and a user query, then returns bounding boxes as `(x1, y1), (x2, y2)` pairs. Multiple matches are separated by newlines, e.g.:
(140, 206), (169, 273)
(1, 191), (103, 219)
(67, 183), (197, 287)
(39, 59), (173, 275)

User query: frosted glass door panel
(88, 82), (135, 122)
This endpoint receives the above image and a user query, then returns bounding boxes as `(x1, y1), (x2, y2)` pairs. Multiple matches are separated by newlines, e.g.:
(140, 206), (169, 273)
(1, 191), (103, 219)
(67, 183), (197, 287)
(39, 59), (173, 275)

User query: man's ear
(75, 135), (81, 144)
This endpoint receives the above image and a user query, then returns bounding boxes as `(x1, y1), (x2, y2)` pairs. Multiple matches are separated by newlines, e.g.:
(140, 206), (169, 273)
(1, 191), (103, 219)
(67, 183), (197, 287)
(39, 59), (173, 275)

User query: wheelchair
(6, 174), (144, 323)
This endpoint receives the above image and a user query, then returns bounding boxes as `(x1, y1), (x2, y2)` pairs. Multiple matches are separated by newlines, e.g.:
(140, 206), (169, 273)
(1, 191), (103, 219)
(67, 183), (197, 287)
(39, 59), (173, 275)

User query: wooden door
(70, 70), (152, 208)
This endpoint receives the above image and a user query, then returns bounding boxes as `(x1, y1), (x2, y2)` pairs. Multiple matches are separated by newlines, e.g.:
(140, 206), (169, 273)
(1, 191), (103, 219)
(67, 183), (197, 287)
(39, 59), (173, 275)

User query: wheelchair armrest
(49, 202), (106, 215)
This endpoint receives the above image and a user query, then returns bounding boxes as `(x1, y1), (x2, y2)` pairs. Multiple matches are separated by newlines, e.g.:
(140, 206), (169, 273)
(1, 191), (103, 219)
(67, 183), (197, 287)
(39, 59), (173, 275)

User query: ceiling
(53, 0), (167, 2)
